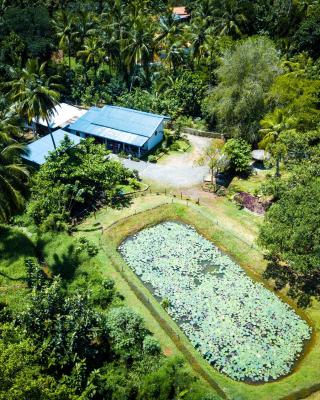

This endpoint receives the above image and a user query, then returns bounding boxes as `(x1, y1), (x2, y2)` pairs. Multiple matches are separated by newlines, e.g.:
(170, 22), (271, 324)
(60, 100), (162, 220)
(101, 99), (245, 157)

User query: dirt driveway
(115, 135), (213, 188)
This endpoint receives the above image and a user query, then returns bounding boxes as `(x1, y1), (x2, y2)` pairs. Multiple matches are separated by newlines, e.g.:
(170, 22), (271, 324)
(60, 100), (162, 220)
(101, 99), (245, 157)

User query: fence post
(180, 192), (182, 199)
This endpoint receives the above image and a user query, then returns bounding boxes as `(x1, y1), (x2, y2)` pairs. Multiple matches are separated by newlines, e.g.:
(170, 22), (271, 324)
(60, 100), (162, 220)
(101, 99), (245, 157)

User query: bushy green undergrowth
(0, 224), (219, 400)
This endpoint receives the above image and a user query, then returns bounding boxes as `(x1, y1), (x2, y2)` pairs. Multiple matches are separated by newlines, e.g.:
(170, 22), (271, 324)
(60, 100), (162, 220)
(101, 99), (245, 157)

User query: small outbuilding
(173, 6), (190, 21)
(23, 129), (82, 166)
(68, 105), (169, 158)
(251, 150), (271, 162)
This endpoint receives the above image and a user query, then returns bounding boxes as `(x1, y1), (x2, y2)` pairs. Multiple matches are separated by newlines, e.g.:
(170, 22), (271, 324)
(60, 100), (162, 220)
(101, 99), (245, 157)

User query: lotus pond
(119, 221), (311, 383)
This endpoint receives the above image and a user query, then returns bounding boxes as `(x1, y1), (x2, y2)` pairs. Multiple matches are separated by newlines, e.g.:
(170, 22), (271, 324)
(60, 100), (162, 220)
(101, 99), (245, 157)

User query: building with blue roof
(68, 105), (169, 157)
(23, 129), (82, 166)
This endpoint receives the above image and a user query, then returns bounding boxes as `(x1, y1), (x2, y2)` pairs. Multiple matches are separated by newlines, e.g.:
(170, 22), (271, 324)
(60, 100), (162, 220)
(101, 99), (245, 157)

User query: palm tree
(259, 109), (294, 177)
(54, 10), (77, 69)
(122, 15), (156, 88)
(0, 133), (29, 223)
(74, 9), (97, 51)
(8, 59), (63, 149)
(161, 31), (187, 72)
(100, 0), (130, 84)
(185, 0), (216, 62)
(77, 37), (106, 71)
(213, 0), (247, 39)
(184, 19), (215, 65)
(0, 107), (21, 140)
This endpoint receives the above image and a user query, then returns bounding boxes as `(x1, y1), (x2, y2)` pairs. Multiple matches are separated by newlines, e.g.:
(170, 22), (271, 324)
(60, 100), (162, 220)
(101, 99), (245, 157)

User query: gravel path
(112, 135), (212, 188)
(118, 158), (208, 187)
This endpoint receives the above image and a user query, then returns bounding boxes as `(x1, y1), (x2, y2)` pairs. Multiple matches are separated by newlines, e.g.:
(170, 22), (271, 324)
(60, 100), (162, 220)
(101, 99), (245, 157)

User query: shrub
(106, 307), (148, 359)
(170, 142), (181, 151)
(76, 236), (99, 257)
(223, 138), (252, 174)
(143, 335), (161, 355)
(25, 258), (46, 290)
(148, 155), (157, 163)
(234, 192), (271, 214)
(161, 298), (170, 310)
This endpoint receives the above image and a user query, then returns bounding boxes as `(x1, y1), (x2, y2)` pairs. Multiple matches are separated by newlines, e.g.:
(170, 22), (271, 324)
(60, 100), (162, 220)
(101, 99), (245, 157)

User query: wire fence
(125, 188), (260, 252)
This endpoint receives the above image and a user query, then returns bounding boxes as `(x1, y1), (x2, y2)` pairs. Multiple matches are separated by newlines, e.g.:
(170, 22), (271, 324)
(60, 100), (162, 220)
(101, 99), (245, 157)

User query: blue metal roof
(69, 106), (169, 144)
(75, 123), (148, 147)
(23, 129), (82, 165)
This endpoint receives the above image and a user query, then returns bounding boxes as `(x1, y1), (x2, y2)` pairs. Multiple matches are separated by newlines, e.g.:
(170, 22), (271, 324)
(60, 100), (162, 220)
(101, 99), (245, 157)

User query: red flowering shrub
(234, 192), (271, 214)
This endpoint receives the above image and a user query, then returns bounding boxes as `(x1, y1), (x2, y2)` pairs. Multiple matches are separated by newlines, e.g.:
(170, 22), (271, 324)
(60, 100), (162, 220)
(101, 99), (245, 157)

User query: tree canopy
(202, 36), (280, 143)
(26, 137), (132, 230)
(259, 175), (320, 307)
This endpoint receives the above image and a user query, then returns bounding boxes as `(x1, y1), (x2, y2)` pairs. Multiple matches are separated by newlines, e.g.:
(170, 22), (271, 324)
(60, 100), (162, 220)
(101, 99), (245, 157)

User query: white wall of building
(144, 122), (165, 151)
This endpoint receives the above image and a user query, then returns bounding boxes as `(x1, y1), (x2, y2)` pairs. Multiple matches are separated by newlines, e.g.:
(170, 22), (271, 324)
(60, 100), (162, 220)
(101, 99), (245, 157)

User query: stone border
(182, 127), (227, 140)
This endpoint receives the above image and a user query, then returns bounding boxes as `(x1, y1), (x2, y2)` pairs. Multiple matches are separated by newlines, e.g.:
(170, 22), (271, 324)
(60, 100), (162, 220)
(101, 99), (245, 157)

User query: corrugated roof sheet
(69, 105), (169, 144)
(34, 103), (87, 129)
(74, 122), (148, 147)
(23, 129), (82, 165)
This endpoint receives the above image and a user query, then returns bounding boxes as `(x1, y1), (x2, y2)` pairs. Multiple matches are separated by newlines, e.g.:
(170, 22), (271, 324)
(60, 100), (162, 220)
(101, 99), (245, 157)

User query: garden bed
(119, 221), (311, 383)
(234, 192), (271, 215)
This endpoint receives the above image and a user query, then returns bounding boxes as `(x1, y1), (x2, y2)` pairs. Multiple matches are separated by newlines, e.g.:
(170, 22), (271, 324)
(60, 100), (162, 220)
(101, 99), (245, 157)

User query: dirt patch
(163, 347), (173, 356)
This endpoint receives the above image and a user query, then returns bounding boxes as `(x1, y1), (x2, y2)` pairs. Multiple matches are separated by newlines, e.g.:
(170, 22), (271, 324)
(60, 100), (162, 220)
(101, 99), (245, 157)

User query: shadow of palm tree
(0, 225), (35, 266)
(0, 225), (35, 281)
(50, 244), (82, 281)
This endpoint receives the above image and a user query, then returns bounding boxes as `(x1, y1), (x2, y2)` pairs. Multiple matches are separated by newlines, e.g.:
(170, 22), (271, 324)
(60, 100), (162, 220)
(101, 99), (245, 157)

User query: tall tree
(202, 36), (280, 143)
(0, 133), (29, 223)
(7, 59), (62, 149)
(54, 10), (77, 69)
(259, 159), (320, 307)
(259, 109), (293, 177)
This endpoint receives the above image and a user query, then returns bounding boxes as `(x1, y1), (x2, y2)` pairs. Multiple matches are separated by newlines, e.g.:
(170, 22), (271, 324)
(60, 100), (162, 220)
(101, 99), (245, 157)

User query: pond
(119, 221), (311, 383)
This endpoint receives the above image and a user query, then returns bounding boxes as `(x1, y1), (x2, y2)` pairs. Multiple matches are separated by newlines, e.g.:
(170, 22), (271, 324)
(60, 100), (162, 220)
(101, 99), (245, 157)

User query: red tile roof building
(173, 6), (190, 20)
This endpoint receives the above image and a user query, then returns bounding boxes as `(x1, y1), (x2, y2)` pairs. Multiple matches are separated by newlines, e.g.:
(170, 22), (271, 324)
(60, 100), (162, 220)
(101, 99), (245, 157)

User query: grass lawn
(118, 181), (149, 194)
(0, 225), (36, 311)
(229, 169), (271, 195)
(156, 139), (192, 162)
(229, 163), (291, 196)
(77, 195), (320, 400)
(305, 392), (320, 400)
(172, 139), (192, 152)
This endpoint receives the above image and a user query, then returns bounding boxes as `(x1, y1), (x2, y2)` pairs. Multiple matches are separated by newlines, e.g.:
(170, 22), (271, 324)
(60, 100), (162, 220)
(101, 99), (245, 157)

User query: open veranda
(77, 194), (320, 400)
